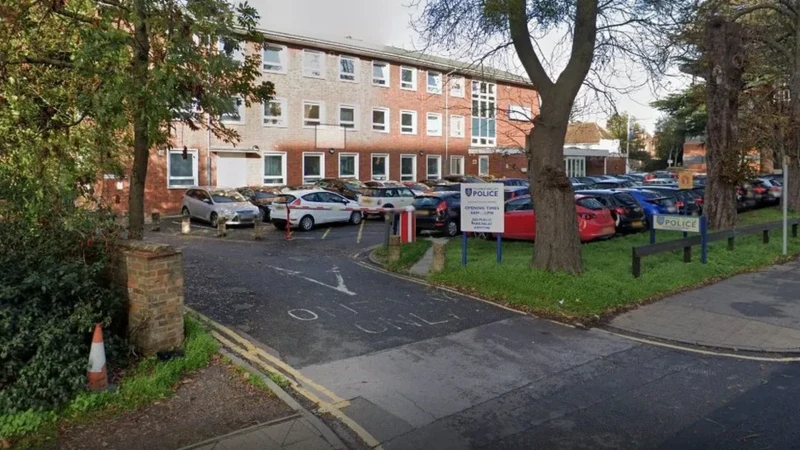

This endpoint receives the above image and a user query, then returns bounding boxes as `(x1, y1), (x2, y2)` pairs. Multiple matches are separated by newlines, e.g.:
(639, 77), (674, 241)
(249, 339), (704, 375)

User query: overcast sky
(250, 0), (685, 132)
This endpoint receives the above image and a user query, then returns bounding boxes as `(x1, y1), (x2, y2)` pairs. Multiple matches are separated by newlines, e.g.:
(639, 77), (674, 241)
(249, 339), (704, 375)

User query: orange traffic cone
(87, 323), (109, 391)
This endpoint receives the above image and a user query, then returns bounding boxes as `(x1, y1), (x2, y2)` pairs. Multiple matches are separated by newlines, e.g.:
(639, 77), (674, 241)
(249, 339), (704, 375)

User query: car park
(236, 186), (283, 221)
(752, 178), (782, 205)
(576, 190), (647, 233)
(442, 175), (484, 183)
(620, 189), (678, 219)
(642, 178), (677, 187)
(181, 187), (262, 228)
(314, 178), (365, 201)
(633, 186), (701, 216)
(359, 186), (417, 214)
(504, 185), (529, 200)
(270, 189), (362, 231)
(431, 182), (461, 192)
(496, 178), (529, 187)
(413, 191), (462, 237)
(501, 194), (616, 242)
(403, 182), (431, 194)
(592, 179), (636, 189)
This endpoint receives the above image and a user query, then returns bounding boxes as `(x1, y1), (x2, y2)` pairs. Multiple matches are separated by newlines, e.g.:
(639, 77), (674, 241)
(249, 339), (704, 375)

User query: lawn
(374, 239), (433, 272)
(428, 207), (800, 322)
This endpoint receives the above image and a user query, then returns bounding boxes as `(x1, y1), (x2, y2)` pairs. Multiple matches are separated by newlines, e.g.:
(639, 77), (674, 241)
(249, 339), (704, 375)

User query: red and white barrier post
(399, 205), (416, 243)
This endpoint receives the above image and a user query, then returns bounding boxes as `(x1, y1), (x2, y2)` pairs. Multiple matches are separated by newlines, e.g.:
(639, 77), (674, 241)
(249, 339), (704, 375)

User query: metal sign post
(460, 183), (505, 266)
(783, 155), (789, 256)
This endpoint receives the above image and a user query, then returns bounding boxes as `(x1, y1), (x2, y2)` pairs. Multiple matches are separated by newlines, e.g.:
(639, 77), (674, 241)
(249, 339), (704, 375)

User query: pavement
(609, 259), (800, 353)
(146, 222), (800, 449)
(408, 237), (447, 277)
(183, 415), (335, 450)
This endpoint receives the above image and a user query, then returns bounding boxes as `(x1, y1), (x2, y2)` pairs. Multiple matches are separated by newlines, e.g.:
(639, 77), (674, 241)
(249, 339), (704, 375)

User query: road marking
(321, 228), (331, 240)
(267, 265), (356, 296)
(357, 219), (365, 244)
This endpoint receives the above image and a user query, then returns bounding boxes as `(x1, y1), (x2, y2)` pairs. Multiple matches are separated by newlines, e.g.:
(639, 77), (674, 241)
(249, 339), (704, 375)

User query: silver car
(181, 186), (261, 227)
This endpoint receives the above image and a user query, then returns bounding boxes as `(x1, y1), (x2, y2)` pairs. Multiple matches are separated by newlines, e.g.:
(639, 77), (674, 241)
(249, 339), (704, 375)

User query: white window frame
(217, 38), (244, 63)
(262, 152), (287, 185)
(262, 44), (287, 73)
(400, 66), (417, 91)
(400, 110), (417, 135)
(400, 154), (417, 182)
(426, 155), (442, 179)
(338, 153), (359, 179)
(450, 115), (465, 138)
(303, 49), (326, 78)
(372, 61), (390, 87)
(338, 104), (358, 130)
(450, 155), (465, 176)
(263, 98), (288, 127)
(302, 100), (325, 128)
(449, 75), (465, 98)
(167, 149), (198, 189)
(339, 55), (358, 82)
(471, 81), (497, 146)
(565, 157), (586, 177)
(372, 107), (390, 133)
(302, 152), (325, 184)
(427, 71), (443, 94)
(426, 112), (442, 136)
(508, 105), (533, 122)
(371, 153), (390, 181)
(478, 155), (489, 177)
(220, 96), (245, 125)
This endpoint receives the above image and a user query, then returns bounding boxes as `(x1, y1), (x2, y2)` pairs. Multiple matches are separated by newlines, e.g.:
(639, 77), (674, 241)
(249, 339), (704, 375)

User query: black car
(431, 183), (461, 192)
(413, 192), (461, 237)
(236, 186), (283, 220)
(592, 180), (636, 189)
(314, 178), (365, 201)
(496, 178), (529, 187)
(640, 186), (702, 215)
(575, 190), (647, 233)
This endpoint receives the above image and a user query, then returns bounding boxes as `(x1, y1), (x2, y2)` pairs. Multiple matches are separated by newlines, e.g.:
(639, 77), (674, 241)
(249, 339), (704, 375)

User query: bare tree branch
(732, 3), (796, 22)
(508, 0), (554, 94)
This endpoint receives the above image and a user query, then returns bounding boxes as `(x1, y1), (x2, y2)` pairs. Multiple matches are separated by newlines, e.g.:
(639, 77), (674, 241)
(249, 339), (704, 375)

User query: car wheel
(349, 212), (362, 225)
(299, 215), (314, 232)
(181, 207), (190, 218)
(445, 220), (459, 237)
(210, 213), (218, 228)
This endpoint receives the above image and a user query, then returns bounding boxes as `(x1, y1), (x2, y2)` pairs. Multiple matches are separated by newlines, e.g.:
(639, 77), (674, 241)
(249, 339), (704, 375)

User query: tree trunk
(704, 16), (744, 230)
(788, 7), (800, 211)
(528, 106), (583, 274)
(128, 0), (151, 240)
(788, 158), (800, 210)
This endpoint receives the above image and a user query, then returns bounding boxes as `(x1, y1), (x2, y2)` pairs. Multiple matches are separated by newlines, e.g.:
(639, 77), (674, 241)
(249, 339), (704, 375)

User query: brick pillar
(111, 241), (184, 355)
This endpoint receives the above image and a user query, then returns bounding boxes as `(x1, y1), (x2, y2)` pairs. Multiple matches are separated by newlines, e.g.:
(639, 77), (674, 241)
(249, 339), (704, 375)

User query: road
(150, 220), (800, 449)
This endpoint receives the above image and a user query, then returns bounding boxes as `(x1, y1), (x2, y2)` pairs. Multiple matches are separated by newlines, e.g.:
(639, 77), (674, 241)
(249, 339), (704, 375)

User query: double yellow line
(188, 309), (382, 448)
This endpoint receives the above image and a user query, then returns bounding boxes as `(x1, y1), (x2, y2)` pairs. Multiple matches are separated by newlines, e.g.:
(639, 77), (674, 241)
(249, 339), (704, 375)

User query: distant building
(682, 137), (774, 174)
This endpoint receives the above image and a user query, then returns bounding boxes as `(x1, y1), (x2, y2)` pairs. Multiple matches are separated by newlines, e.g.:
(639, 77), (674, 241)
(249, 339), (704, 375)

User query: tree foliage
(606, 113), (646, 157)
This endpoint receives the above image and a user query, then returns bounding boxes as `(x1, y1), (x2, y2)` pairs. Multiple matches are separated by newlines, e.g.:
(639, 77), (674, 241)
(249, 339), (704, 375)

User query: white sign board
(652, 215), (701, 233)
(460, 183), (504, 233)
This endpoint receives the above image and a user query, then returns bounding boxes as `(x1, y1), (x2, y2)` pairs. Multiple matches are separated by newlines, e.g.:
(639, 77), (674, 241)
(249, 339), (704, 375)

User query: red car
(502, 194), (616, 242)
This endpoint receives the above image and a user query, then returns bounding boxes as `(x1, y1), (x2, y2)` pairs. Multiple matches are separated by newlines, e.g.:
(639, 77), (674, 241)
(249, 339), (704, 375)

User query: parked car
(181, 187), (261, 228)
(431, 183), (461, 192)
(236, 186), (283, 221)
(504, 185), (529, 201)
(752, 178), (782, 205)
(496, 178), (529, 187)
(419, 179), (443, 188)
(575, 190), (647, 233)
(270, 189), (362, 231)
(364, 180), (402, 188)
(314, 178), (365, 201)
(620, 189), (678, 219)
(442, 175), (484, 183)
(571, 177), (596, 189)
(737, 183), (758, 211)
(635, 186), (701, 216)
(412, 192), (462, 237)
(359, 186), (417, 215)
(592, 179), (636, 189)
(403, 182), (431, 194)
(643, 178), (678, 187)
(501, 194), (616, 242)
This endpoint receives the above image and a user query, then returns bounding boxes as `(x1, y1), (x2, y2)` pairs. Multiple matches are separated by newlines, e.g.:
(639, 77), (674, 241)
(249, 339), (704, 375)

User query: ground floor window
(565, 157), (585, 177)
(168, 149), (198, 187)
(400, 155), (416, 181)
(450, 156), (464, 176)
(263, 152), (286, 185)
(372, 154), (389, 180)
(303, 153), (325, 184)
(478, 155), (489, 177)
(339, 153), (359, 178)
(426, 155), (441, 179)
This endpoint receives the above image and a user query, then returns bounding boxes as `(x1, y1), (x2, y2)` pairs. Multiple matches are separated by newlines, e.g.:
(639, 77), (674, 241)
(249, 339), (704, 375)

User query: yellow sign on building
(678, 171), (694, 190)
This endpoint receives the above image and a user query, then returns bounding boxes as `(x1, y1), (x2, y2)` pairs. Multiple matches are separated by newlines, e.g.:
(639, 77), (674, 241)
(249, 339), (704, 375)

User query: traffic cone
(87, 323), (109, 391)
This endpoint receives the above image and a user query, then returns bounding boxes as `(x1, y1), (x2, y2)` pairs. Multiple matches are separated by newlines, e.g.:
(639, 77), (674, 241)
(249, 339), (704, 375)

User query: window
(339, 154), (359, 178)
(450, 156), (465, 175)
(303, 101), (324, 127)
(338, 105), (357, 129)
(303, 153), (325, 183)
(427, 71), (442, 94)
(217, 38), (244, 63)
(372, 107), (389, 132)
(426, 155), (441, 179)
(426, 113), (442, 136)
(303, 49), (325, 78)
(372, 61), (389, 86)
(565, 157), (586, 177)
(508, 105), (533, 121)
(263, 153), (286, 185)
(371, 154), (389, 180)
(450, 115), (465, 138)
(339, 55), (358, 82)
(263, 98), (287, 127)
(401, 66), (417, 90)
(450, 76), (465, 97)
(263, 44), (287, 72)
(400, 110), (417, 134)
(400, 155), (416, 181)
(471, 81), (496, 146)
(220, 97), (245, 124)
(478, 156), (489, 176)
(168, 149), (198, 188)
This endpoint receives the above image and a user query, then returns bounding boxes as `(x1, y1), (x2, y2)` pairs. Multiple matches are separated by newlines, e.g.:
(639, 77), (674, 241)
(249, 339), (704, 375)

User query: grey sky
(249, 0), (683, 132)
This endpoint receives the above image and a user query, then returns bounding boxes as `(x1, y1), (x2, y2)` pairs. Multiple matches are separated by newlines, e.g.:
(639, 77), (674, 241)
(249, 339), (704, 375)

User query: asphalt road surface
(149, 223), (800, 449)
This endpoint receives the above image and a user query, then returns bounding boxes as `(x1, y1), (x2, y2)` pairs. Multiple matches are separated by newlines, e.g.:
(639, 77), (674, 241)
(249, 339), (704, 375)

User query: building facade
(102, 31), (539, 214)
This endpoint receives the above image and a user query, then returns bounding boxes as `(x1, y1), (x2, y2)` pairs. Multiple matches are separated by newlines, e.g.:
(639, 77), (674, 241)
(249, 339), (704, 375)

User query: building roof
(565, 122), (614, 145)
(257, 29), (533, 88)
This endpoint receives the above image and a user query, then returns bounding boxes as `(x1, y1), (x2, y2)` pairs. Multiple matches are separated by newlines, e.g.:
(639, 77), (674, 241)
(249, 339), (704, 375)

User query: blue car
(621, 189), (678, 219)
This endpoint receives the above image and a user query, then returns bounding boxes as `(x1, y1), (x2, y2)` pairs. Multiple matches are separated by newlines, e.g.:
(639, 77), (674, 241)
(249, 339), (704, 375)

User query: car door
(300, 192), (329, 224)
(504, 197), (535, 240)
(321, 192), (351, 222)
(194, 190), (213, 221)
(397, 188), (416, 208)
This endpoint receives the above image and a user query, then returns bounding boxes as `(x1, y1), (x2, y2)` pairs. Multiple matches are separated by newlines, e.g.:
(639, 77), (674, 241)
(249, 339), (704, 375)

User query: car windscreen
(361, 189), (384, 197)
(613, 193), (639, 207)
(210, 190), (246, 203)
(253, 191), (276, 199)
(273, 195), (296, 204)
(344, 181), (364, 190)
(413, 196), (442, 208)
(575, 197), (605, 210)
(433, 184), (459, 192)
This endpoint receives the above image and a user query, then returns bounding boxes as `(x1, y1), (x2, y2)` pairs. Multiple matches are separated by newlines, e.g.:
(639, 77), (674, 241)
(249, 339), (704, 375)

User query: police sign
(460, 183), (504, 233)
(652, 214), (701, 233)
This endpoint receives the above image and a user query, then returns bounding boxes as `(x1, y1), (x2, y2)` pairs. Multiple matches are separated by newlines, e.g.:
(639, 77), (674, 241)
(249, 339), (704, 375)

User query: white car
(359, 186), (417, 211)
(181, 187), (262, 227)
(270, 189), (363, 231)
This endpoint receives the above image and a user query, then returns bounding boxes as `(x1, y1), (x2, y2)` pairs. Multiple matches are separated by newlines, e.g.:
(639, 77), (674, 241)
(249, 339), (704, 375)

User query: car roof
(575, 189), (619, 196)
(279, 189), (340, 196)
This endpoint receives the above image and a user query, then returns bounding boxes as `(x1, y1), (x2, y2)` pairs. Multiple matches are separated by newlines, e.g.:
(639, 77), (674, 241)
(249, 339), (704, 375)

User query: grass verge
(428, 207), (800, 323)
(374, 240), (433, 272)
(4, 316), (218, 448)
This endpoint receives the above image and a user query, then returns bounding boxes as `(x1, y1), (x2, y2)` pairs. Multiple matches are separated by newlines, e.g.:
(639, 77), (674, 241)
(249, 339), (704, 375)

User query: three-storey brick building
(102, 30), (539, 214)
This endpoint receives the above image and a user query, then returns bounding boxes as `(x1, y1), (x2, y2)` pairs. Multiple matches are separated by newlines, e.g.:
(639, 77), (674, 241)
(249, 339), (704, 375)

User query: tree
(1, 0), (275, 239)
(412, 0), (692, 273)
(606, 113), (645, 155)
